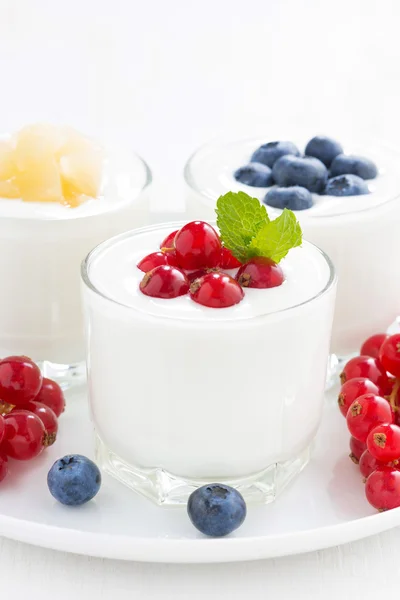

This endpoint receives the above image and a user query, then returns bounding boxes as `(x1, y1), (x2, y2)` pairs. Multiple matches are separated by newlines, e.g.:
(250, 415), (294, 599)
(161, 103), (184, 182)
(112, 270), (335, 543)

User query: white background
(1, 0), (400, 597)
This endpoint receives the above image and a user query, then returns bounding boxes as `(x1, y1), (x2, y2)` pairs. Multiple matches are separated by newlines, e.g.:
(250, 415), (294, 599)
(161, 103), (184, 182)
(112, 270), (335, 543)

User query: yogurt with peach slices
(0, 124), (151, 382)
(83, 193), (337, 505)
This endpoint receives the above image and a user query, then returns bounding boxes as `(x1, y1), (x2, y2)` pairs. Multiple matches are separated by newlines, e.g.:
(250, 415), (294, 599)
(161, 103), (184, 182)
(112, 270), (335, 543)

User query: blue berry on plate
(325, 174), (369, 196)
(305, 135), (343, 167)
(187, 483), (247, 537)
(250, 141), (300, 168)
(272, 155), (328, 193)
(264, 186), (313, 210)
(330, 154), (378, 180)
(47, 454), (101, 506)
(234, 162), (273, 187)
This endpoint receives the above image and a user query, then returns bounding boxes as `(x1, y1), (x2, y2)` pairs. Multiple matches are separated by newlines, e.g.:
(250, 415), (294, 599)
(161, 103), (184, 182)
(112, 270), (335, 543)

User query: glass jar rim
(183, 135), (400, 220)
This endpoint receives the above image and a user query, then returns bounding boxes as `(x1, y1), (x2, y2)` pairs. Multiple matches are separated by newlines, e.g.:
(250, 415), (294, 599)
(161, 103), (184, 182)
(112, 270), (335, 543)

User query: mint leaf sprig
(216, 191), (302, 264)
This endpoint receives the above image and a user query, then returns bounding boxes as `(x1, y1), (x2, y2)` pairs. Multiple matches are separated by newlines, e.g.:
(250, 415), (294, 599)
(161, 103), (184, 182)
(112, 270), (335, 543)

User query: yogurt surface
(185, 137), (400, 218)
(87, 224), (332, 322)
(0, 146), (149, 220)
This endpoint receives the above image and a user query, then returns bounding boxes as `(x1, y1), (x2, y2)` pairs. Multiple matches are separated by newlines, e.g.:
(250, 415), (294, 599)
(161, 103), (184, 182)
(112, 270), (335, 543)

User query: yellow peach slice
(0, 179), (20, 198)
(0, 141), (16, 182)
(15, 156), (62, 203)
(14, 123), (65, 171)
(60, 147), (103, 198)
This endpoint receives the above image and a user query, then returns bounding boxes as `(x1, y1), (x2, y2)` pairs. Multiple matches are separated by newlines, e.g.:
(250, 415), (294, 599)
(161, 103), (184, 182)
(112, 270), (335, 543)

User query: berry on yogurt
(305, 135), (343, 167)
(190, 272), (244, 308)
(250, 141), (300, 168)
(330, 154), (378, 180)
(174, 221), (222, 270)
(325, 174), (369, 196)
(234, 162), (273, 187)
(140, 265), (190, 299)
(263, 186), (313, 210)
(236, 257), (284, 289)
(272, 155), (328, 193)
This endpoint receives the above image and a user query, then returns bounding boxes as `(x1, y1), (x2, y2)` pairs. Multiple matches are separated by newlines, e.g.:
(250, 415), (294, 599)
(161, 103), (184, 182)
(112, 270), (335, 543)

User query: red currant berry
(186, 269), (210, 283)
(219, 247), (242, 269)
(190, 272), (244, 308)
(137, 251), (178, 272)
(21, 400), (58, 445)
(365, 466), (400, 511)
(338, 378), (380, 417)
(361, 334), (389, 359)
(359, 449), (384, 480)
(379, 334), (400, 378)
(174, 221), (221, 270)
(367, 423), (400, 462)
(140, 266), (189, 299)
(236, 257), (284, 289)
(3, 410), (46, 460)
(346, 394), (393, 442)
(340, 355), (389, 391)
(160, 229), (178, 249)
(0, 414), (5, 446)
(34, 377), (65, 417)
(0, 356), (42, 406)
(0, 452), (8, 483)
(349, 436), (366, 463)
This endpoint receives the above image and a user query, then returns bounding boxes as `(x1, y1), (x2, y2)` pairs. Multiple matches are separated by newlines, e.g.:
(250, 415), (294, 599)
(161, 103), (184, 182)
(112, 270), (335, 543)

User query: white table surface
(0, 0), (399, 596)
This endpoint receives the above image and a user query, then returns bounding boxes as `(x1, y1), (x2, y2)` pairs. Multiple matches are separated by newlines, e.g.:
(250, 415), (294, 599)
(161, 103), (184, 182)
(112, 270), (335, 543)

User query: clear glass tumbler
(0, 145), (151, 388)
(82, 223), (337, 506)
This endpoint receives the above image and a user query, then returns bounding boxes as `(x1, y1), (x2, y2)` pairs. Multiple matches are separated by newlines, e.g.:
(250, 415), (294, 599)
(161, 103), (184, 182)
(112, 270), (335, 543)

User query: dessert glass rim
(0, 140), (152, 223)
(183, 135), (400, 219)
(81, 221), (337, 323)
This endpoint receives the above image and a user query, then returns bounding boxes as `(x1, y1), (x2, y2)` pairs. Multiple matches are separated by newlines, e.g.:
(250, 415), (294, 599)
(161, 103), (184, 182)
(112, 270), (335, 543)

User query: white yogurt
(184, 138), (400, 355)
(0, 145), (151, 366)
(83, 223), (337, 504)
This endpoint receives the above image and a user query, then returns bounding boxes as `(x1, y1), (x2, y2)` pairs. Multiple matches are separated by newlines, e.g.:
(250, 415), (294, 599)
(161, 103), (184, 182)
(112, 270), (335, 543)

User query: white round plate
(0, 385), (397, 564)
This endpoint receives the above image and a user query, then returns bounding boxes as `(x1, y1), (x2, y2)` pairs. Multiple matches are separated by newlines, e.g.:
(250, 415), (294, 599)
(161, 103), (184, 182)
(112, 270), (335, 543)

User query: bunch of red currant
(338, 332), (400, 511)
(137, 221), (284, 308)
(0, 355), (65, 483)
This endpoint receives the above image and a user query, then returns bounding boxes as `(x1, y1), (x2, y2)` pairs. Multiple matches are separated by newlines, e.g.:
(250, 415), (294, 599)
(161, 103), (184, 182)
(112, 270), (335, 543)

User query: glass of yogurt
(82, 221), (337, 505)
(0, 127), (152, 386)
(184, 137), (400, 362)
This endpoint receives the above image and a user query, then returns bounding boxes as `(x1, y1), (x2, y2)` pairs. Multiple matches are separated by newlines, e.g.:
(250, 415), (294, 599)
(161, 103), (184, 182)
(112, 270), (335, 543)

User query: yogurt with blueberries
(82, 220), (337, 505)
(184, 136), (400, 356)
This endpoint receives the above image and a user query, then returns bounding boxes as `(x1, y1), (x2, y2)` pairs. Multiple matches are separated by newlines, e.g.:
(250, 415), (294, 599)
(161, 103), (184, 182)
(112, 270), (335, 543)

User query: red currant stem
(389, 378), (400, 412)
(0, 400), (15, 415)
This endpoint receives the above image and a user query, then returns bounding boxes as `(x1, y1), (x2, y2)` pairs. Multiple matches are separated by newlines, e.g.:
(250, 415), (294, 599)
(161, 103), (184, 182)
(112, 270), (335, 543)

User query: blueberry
(330, 154), (378, 180)
(264, 186), (313, 210)
(187, 483), (246, 537)
(325, 174), (369, 196)
(234, 162), (273, 187)
(250, 141), (300, 168)
(272, 155), (328, 193)
(47, 454), (101, 506)
(305, 135), (343, 167)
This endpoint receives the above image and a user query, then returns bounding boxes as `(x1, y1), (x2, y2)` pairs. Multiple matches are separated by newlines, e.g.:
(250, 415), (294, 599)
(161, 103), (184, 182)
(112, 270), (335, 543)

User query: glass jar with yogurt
(184, 137), (400, 361)
(82, 222), (337, 505)
(0, 132), (151, 386)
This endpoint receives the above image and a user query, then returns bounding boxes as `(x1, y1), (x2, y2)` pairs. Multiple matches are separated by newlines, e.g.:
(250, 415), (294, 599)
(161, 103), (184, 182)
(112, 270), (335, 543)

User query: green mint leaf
(216, 191), (270, 262)
(249, 208), (302, 263)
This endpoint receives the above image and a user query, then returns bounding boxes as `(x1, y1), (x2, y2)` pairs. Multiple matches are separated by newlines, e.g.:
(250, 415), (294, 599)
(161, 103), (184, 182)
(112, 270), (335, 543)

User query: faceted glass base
(325, 352), (358, 390)
(95, 434), (312, 506)
(37, 360), (86, 391)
